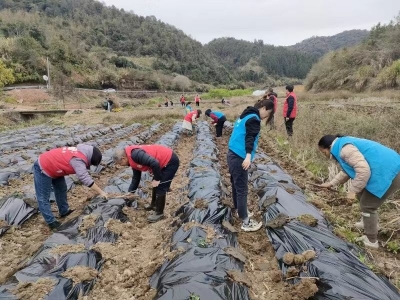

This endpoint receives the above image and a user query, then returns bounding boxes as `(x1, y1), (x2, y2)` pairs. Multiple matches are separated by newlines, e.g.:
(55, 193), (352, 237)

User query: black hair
(318, 135), (344, 149)
(254, 99), (275, 124)
(186, 101), (192, 106)
(205, 109), (211, 116)
(197, 109), (202, 117)
(286, 85), (294, 92)
(91, 147), (102, 166)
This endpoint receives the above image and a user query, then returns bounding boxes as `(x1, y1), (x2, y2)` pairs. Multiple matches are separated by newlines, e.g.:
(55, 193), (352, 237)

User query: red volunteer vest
(184, 111), (198, 123)
(270, 95), (278, 113)
(180, 97), (185, 103)
(195, 97), (200, 103)
(283, 92), (297, 118)
(39, 147), (89, 178)
(125, 145), (172, 172)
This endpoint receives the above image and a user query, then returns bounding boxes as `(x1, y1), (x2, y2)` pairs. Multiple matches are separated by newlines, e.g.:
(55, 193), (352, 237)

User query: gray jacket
(69, 144), (95, 187)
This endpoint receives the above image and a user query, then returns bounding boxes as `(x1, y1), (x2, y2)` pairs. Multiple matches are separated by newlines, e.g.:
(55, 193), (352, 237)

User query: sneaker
(48, 220), (61, 230)
(147, 213), (164, 223)
(59, 209), (74, 218)
(355, 235), (379, 249)
(241, 219), (263, 232)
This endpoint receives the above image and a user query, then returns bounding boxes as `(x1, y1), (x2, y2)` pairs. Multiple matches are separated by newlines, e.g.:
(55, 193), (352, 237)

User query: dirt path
(217, 135), (292, 299)
(258, 137), (400, 292)
(0, 124), (169, 285)
(89, 132), (196, 299)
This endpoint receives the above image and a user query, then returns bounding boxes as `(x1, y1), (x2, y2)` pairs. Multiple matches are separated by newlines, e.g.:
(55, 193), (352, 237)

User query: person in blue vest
(227, 99), (275, 232)
(205, 109), (227, 137)
(185, 102), (193, 114)
(317, 135), (400, 249)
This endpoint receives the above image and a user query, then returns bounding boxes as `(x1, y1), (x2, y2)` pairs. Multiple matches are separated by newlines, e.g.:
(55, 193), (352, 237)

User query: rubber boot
(363, 212), (379, 243)
(145, 188), (157, 211)
(147, 194), (166, 223)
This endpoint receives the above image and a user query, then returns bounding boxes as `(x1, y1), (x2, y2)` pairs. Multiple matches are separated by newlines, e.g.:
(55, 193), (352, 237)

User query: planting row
(0, 123), (158, 237)
(150, 121), (250, 299)
(0, 123), (167, 299)
(250, 153), (400, 299)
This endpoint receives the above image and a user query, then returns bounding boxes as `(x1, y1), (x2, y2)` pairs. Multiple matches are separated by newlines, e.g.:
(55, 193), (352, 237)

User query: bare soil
(12, 278), (56, 300)
(62, 266), (99, 284)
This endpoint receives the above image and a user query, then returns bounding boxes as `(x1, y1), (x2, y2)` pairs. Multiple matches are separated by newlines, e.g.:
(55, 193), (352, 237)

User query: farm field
(0, 94), (399, 299)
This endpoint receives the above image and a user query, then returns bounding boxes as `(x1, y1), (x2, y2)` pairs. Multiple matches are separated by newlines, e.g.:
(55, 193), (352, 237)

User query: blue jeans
(33, 160), (69, 224)
(227, 150), (248, 220)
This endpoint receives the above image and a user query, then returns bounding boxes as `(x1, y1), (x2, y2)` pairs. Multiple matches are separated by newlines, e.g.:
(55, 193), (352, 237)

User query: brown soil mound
(62, 266), (98, 284)
(12, 278), (56, 300)
(297, 214), (318, 227)
(289, 279), (319, 300)
(78, 214), (98, 234)
(49, 244), (86, 256)
(266, 213), (289, 228)
(194, 199), (209, 209)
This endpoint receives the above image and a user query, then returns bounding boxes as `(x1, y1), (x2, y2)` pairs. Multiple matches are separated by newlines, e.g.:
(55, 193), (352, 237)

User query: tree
(0, 59), (15, 87)
(52, 70), (74, 108)
(172, 75), (191, 92)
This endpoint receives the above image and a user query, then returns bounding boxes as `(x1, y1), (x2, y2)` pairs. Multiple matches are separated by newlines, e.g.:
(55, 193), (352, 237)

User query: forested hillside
(0, 0), (232, 89)
(289, 30), (369, 58)
(205, 38), (316, 83)
(305, 17), (400, 92)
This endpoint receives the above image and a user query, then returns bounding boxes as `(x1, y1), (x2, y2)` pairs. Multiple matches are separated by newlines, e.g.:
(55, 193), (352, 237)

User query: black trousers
(285, 118), (295, 136)
(216, 116), (226, 137)
(196, 102), (200, 106)
(157, 152), (180, 195)
(227, 150), (249, 220)
(181, 102), (185, 107)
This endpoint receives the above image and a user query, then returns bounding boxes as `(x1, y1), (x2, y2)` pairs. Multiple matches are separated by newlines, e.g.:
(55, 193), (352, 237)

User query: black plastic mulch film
(0, 123), (165, 299)
(250, 152), (400, 300)
(150, 121), (250, 300)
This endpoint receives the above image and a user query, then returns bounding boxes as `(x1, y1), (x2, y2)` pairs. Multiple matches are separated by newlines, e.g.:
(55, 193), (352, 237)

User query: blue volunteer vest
(212, 111), (224, 119)
(331, 137), (400, 198)
(228, 114), (260, 160)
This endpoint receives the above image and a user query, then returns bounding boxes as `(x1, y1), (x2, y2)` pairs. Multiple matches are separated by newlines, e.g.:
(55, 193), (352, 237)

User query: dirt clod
(227, 270), (252, 287)
(78, 214), (98, 234)
(266, 213), (289, 228)
(224, 247), (247, 263)
(222, 220), (238, 233)
(302, 250), (317, 261)
(283, 252), (295, 265)
(297, 214), (318, 227)
(194, 199), (209, 209)
(286, 266), (299, 278)
(289, 278), (319, 300)
(269, 270), (283, 283)
(62, 266), (98, 284)
(49, 244), (86, 256)
(12, 278), (56, 300)
(0, 219), (8, 227)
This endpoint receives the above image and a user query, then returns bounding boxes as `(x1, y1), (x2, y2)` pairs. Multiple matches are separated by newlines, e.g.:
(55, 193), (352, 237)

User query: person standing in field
(317, 135), (400, 249)
(34, 145), (107, 229)
(283, 85), (297, 137)
(205, 109), (227, 137)
(180, 94), (186, 107)
(195, 94), (200, 107)
(227, 100), (275, 232)
(267, 88), (278, 130)
(113, 145), (180, 223)
(182, 109), (202, 135)
(185, 102), (193, 114)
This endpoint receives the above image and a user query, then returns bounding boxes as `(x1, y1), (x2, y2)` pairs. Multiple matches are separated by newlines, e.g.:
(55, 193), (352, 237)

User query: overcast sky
(102, 0), (400, 46)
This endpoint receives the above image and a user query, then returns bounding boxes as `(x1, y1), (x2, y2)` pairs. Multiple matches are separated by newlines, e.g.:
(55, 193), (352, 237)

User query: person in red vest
(113, 145), (180, 222)
(283, 85), (297, 137)
(195, 94), (200, 107)
(180, 94), (186, 107)
(34, 145), (106, 229)
(182, 109), (202, 135)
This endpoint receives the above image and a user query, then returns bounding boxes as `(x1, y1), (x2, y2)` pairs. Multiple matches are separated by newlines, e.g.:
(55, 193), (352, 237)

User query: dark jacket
(128, 149), (162, 192)
(240, 107), (261, 155)
(286, 96), (295, 118)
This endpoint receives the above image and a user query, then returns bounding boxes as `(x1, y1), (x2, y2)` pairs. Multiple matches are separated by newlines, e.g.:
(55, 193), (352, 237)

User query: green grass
(201, 89), (253, 100)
